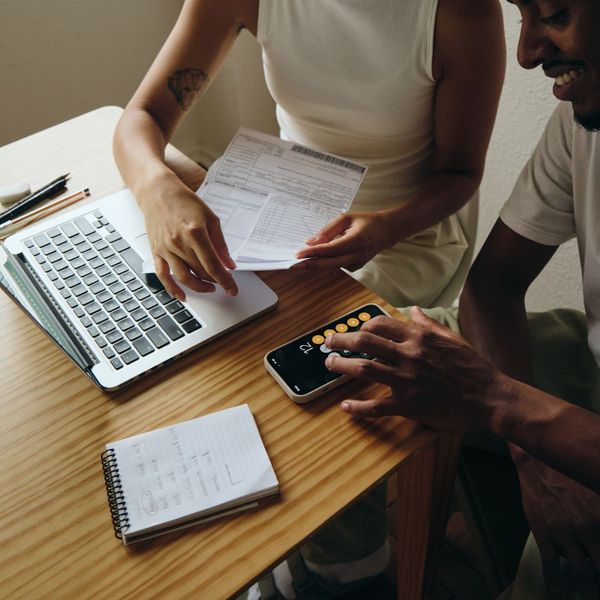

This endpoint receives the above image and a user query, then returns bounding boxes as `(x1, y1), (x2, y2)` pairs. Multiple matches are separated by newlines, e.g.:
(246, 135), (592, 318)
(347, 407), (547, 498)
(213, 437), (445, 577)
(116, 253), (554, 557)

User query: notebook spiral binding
(101, 448), (130, 539)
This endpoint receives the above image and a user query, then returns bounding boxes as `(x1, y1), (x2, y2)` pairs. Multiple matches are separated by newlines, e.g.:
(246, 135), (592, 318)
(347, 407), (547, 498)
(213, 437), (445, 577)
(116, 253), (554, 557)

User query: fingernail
(325, 356), (332, 369)
(226, 287), (237, 296)
(341, 401), (350, 411)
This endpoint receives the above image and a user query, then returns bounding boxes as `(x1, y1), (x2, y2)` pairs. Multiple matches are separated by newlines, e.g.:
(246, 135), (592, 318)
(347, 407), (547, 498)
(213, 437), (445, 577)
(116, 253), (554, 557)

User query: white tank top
(256, 0), (472, 308)
(257, 0), (439, 210)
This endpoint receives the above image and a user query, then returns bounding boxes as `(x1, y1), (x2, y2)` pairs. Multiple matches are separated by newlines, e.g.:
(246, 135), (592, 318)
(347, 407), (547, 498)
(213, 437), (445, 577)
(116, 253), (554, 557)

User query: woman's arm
(113, 0), (257, 300)
(296, 0), (506, 272)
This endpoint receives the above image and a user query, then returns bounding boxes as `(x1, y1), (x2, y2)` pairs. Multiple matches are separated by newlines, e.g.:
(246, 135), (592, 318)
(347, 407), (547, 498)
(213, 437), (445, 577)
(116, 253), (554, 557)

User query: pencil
(0, 173), (71, 225)
(0, 188), (90, 236)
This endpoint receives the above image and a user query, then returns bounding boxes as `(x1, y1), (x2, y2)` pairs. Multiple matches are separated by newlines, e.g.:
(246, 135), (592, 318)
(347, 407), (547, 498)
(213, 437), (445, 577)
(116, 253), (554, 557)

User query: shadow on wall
(0, 1), (276, 164)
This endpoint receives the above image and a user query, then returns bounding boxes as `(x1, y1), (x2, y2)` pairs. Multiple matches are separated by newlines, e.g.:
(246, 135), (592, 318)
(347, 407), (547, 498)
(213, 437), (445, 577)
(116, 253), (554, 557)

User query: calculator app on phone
(264, 304), (387, 403)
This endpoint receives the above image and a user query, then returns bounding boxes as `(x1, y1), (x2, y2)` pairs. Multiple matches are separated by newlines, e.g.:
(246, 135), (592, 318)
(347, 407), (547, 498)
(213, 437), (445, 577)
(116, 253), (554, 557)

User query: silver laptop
(0, 189), (278, 390)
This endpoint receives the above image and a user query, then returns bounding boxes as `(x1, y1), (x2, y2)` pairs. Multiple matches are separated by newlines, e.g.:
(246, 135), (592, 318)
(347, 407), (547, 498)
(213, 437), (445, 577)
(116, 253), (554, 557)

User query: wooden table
(0, 107), (458, 599)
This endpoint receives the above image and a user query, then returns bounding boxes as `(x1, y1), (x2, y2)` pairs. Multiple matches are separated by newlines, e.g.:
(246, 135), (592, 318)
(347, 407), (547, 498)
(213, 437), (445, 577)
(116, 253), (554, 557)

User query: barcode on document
(291, 145), (366, 174)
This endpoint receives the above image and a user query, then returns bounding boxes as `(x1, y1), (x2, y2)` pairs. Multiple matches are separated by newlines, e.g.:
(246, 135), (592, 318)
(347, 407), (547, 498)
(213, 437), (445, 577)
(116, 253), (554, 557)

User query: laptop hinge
(10, 252), (98, 370)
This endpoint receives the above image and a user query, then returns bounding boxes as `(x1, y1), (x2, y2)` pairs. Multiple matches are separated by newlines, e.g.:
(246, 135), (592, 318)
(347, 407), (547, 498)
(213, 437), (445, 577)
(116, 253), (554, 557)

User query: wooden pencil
(0, 188), (90, 236)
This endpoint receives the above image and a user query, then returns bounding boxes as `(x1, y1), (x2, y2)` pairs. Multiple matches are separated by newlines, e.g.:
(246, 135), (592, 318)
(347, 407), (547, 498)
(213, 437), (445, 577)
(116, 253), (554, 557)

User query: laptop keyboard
(24, 210), (203, 371)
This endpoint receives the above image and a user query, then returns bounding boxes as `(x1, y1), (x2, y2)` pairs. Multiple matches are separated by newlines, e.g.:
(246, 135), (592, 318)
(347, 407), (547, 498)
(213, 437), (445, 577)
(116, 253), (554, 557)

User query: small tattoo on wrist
(167, 68), (207, 110)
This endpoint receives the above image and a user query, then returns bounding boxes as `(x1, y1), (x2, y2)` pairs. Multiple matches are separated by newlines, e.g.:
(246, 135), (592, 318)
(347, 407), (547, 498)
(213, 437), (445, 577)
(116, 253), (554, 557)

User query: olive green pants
(424, 307), (599, 600)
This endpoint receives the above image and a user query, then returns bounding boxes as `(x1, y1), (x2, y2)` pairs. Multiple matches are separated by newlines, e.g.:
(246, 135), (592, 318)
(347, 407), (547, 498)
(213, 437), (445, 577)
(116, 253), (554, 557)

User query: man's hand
(293, 210), (394, 272)
(140, 174), (238, 301)
(324, 306), (506, 432)
(513, 451), (600, 600)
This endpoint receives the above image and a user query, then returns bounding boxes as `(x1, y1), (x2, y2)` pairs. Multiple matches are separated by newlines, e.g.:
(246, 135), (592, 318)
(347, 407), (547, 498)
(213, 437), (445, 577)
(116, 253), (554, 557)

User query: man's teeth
(556, 69), (584, 86)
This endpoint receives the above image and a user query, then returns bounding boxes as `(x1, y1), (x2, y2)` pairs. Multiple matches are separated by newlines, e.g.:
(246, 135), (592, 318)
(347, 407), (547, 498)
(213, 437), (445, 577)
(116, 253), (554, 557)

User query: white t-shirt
(500, 102), (600, 365)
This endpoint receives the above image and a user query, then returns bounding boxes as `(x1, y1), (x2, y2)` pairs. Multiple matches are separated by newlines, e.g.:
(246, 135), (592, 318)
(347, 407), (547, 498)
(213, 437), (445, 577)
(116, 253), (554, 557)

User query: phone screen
(265, 304), (386, 397)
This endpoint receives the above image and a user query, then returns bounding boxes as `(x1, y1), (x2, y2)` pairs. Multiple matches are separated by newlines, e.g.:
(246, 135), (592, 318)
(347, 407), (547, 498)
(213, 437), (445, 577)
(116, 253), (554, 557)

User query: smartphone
(264, 304), (388, 403)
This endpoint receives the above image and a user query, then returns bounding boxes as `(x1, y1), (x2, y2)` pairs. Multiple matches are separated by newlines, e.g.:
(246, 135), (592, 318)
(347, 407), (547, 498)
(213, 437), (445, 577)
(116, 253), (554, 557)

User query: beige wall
(0, 2), (582, 311)
(0, 0), (277, 164)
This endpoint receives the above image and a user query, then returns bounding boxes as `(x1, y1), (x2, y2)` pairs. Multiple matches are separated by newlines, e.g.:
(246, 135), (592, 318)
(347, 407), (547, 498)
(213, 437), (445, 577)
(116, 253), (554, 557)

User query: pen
(0, 188), (90, 235)
(0, 173), (70, 225)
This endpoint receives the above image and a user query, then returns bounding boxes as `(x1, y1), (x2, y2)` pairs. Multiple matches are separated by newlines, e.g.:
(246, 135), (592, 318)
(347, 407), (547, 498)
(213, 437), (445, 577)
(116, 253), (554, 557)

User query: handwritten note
(106, 405), (278, 539)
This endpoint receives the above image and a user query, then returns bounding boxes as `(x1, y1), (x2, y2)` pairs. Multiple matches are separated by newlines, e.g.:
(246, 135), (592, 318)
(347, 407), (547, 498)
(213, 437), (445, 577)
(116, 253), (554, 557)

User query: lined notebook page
(107, 405), (278, 538)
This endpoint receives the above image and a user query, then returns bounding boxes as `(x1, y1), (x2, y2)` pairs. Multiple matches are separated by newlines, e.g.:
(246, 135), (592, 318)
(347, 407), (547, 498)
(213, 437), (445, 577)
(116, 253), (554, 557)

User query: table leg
(394, 433), (461, 600)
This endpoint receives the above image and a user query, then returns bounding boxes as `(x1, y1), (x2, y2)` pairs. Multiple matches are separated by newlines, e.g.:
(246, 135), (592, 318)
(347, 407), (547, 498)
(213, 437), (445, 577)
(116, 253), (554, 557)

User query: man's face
(512, 0), (600, 130)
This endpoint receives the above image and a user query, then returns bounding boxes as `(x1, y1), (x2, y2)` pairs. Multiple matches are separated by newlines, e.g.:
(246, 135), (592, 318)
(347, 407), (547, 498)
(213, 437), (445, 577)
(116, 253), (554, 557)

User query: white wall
(0, 2), (582, 311)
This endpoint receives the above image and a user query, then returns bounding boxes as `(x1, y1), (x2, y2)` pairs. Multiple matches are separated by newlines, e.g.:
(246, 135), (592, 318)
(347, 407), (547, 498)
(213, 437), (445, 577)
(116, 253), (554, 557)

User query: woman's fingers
(304, 214), (351, 245)
(149, 193), (237, 297)
(207, 214), (237, 271)
(154, 252), (216, 300)
(296, 234), (359, 259)
(187, 218), (237, 296)
(154, 254), (184, 299)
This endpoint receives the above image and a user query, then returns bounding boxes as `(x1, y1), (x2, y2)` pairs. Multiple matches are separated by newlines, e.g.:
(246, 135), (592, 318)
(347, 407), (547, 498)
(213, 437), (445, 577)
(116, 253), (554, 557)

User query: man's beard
(574, 109), (600, 132)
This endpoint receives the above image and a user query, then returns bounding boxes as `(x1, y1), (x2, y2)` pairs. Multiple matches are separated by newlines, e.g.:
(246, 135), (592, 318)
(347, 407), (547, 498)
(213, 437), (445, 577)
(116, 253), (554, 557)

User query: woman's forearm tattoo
(167, 68), (207, 110)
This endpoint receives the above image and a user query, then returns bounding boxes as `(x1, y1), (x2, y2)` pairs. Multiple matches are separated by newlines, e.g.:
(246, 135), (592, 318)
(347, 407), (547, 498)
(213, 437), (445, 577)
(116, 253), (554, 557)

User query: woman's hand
(293, 210), (394, 272)
(138, 172), (237, 301)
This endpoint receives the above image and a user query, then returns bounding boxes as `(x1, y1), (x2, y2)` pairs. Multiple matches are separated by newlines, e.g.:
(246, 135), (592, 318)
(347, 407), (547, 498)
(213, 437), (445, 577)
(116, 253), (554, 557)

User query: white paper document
(202, 128), (366, 270)
(142, 128), (366, 273)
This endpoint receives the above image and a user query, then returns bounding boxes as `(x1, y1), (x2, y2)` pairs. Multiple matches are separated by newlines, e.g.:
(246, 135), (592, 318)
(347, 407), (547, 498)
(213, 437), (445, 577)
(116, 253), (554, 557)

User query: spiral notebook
(101, 404), (279, 545)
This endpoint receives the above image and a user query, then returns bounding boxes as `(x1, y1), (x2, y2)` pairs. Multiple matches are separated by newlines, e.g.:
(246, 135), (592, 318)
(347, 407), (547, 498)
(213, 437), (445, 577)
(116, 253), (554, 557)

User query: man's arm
(323, 306), (600, 494)
(459, 220), (600, 599)
(492, 377), (600, 492)
(459, 218), (555, 384)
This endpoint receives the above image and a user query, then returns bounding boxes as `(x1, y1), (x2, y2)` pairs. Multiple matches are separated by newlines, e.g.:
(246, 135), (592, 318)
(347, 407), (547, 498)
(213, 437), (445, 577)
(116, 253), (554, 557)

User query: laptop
(0, 189), (278, 390)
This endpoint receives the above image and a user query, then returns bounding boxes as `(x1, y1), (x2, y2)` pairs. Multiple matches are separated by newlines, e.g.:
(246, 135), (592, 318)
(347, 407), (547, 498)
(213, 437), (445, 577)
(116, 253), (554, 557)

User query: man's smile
(544, 62), (588, 101)
(553, 68), (585, 86)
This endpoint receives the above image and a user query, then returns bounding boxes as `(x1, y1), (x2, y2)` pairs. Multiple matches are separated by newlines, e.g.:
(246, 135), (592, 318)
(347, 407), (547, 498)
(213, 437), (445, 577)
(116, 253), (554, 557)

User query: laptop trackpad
(134, 234), (276, 329)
